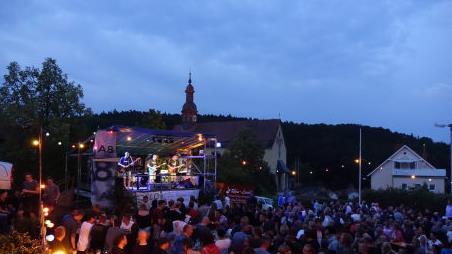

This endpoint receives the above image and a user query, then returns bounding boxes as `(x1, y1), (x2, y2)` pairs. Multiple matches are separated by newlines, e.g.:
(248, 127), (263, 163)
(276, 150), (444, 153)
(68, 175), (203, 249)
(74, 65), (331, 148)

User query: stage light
(45, 219), (51, 225)
(40, 184), (46, 189)
(354, 159), (360, 164)
(79, 143), (85, 149)
(44, 212), (49, 217)
(93, 131), (96, 135)
(45, 234), (55, 242)
(241, 160), (247, 166)
(411, 175), (416, 179)
(72, 144), (76, 149)
(32, 139), (40, 146)
(90, 139), (94, 143)
(53, 251), (66, 254)
(43, 207), (49, 213)
(197, 134), (203, 141)
(47, 222), (54, 228)
(216, 142), (222, 148)
(45, 132), (50, 137)
(309, 171), (313, 174)
(127, 136), (132, 141)
(341, 164), (345, 168)
(368, 162), (371, 165)
(57, 141), (62, 146)
(291, 171), (296, 176)
(325, 169), (329, 172)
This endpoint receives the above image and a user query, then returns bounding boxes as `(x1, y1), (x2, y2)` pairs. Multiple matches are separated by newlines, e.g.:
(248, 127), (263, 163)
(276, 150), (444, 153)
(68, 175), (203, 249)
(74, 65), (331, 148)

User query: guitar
(168, 164), (186, 174)
(147, 162), (167, 174)
(117, 157), (141, 174)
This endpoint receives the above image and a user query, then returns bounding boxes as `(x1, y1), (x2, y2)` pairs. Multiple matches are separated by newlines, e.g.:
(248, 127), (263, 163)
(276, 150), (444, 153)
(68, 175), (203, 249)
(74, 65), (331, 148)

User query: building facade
(368, 145), (446, 193)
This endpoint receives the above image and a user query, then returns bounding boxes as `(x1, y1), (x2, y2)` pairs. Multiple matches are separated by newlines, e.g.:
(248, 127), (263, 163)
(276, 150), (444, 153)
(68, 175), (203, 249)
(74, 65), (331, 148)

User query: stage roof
(105, 125), (211, 156)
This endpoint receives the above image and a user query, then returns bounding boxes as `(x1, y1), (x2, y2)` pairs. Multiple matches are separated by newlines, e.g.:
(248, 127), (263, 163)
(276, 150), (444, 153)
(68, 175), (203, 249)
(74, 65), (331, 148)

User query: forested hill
(283, 122), (449, 188)
(77, 110), (449, 189)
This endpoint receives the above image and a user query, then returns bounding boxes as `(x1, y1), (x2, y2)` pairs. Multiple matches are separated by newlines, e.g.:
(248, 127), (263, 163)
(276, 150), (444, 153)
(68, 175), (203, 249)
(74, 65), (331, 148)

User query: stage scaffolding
(67, 125), (218, 206)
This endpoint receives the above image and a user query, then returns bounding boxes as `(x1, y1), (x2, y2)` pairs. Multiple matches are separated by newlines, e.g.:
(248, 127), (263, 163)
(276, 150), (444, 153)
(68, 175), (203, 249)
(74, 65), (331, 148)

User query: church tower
(181, 72), (198, 126)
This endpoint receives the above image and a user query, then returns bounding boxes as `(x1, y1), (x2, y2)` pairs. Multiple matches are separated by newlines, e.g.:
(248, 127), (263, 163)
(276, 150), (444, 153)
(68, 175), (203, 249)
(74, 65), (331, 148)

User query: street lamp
(32, 139), (40, 146)
(435, 123), (452, 194)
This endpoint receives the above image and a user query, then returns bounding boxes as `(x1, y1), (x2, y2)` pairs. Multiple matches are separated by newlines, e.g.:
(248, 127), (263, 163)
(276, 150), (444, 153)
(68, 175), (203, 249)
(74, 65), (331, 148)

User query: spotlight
(45, 234), (55, 242)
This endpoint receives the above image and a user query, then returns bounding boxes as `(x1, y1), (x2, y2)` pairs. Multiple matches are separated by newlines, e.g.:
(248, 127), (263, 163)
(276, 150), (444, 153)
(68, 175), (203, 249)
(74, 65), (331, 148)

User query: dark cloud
(0, 0), (451, 141)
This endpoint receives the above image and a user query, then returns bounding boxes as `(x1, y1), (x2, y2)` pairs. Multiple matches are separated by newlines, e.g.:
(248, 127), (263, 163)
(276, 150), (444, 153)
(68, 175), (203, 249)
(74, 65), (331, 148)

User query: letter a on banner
(91, 130), (117, 208)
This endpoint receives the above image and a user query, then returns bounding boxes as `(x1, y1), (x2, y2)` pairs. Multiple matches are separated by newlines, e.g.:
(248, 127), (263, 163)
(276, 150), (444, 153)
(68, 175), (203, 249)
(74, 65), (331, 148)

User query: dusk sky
(1, 0), (451, 142)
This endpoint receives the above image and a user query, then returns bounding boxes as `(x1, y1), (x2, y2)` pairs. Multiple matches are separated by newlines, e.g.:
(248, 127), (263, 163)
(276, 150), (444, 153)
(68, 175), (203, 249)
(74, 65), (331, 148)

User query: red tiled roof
(174, 119), (281, 148)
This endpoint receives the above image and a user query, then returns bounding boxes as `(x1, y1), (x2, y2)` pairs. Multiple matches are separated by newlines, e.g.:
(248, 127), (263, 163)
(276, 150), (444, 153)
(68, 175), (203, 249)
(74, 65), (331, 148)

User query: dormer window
(394, 161), (416, 169)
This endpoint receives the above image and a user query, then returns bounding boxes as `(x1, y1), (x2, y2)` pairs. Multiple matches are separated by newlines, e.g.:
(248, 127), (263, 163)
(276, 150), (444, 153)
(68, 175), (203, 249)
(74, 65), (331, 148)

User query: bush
(363, 187), (450, 212)
(0, 231), (42, 254)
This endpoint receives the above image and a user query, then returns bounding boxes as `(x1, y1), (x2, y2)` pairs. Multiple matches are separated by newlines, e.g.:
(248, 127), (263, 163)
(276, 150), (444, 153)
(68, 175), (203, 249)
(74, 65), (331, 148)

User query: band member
(118, 152), (134, 188)
(146, 154), (159, 184)
(168, 154), (186, 183)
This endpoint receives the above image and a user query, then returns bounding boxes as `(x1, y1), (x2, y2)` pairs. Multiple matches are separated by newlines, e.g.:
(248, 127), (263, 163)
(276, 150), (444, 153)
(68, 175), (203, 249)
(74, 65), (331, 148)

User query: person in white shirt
(120, 214), (135, 233)
(77, 214), (96, 253)
(215, 228), (231, 253)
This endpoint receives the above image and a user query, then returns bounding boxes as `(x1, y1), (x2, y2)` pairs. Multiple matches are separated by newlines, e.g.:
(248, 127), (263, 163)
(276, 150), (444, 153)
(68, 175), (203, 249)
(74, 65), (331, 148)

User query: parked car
(255, 196), (274, 210)
(0, 161), (13, 190)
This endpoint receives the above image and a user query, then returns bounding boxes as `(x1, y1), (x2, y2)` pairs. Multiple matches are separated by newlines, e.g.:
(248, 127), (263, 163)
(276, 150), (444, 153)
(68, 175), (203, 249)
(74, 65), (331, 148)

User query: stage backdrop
(91, 130), (117, 208)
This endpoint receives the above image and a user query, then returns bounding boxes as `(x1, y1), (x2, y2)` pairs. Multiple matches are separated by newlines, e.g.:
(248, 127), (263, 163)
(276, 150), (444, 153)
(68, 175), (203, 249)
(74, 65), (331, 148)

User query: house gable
(368, 145), (436, 177)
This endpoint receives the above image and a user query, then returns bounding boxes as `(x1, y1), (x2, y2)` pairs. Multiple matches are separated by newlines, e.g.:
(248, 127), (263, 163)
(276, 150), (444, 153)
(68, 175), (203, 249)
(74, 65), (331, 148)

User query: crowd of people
(2, 174), (452, 254)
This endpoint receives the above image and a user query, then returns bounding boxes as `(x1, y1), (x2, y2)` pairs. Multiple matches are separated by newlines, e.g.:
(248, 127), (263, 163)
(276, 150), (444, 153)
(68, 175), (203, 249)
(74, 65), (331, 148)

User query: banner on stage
(136, 189), (200, 206)
(91, 130), (117, 207)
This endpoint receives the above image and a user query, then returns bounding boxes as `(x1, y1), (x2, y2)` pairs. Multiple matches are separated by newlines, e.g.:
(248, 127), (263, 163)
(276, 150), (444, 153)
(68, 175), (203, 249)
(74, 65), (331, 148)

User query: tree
(217, 129), (276, 195)
(140, 109), (166, 129)
(0, 58), (90, 181)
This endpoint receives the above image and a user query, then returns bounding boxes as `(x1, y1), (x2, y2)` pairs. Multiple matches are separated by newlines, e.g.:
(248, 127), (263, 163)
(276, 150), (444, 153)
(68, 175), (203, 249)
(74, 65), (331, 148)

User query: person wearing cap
(61, 209), (84, 252)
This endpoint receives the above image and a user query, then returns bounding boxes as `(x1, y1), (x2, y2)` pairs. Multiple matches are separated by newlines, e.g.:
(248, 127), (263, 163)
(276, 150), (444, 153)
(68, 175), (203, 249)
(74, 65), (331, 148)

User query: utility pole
(435, 123), (452, 194)
(359, 128), (362, 205)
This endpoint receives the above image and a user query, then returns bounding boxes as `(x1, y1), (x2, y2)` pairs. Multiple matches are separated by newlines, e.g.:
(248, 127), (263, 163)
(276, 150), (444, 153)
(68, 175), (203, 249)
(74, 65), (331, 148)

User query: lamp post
(32, 125), (46, 249)
(435, 123), (452, 194)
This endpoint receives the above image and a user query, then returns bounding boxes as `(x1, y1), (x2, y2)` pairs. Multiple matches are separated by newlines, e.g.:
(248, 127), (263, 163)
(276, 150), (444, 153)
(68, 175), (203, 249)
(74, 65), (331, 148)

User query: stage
(72, 125), (218, 208)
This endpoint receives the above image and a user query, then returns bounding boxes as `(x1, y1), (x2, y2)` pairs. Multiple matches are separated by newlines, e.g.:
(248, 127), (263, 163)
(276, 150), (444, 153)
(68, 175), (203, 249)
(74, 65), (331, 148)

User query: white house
(368, 145), (446, 193)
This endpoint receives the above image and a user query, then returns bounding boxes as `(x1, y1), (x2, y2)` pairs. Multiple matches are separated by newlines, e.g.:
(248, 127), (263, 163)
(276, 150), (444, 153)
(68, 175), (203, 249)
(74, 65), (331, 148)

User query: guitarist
(117, 152), (134, 188)
(146, 154), (165, 184)
(168, 154), (184, 184)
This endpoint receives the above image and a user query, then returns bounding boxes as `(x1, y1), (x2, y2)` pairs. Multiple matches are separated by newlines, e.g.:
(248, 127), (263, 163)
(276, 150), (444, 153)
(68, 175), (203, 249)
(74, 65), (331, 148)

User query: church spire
(181, 72), (198, 127)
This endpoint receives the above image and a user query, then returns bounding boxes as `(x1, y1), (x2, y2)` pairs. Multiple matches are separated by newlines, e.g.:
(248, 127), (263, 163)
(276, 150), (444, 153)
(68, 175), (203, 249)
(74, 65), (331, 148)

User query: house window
(414, 184), (421, 189)
(401, 183), (407, 190)
(429, 184), (435, 191)
(394, 161), (416, 169)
